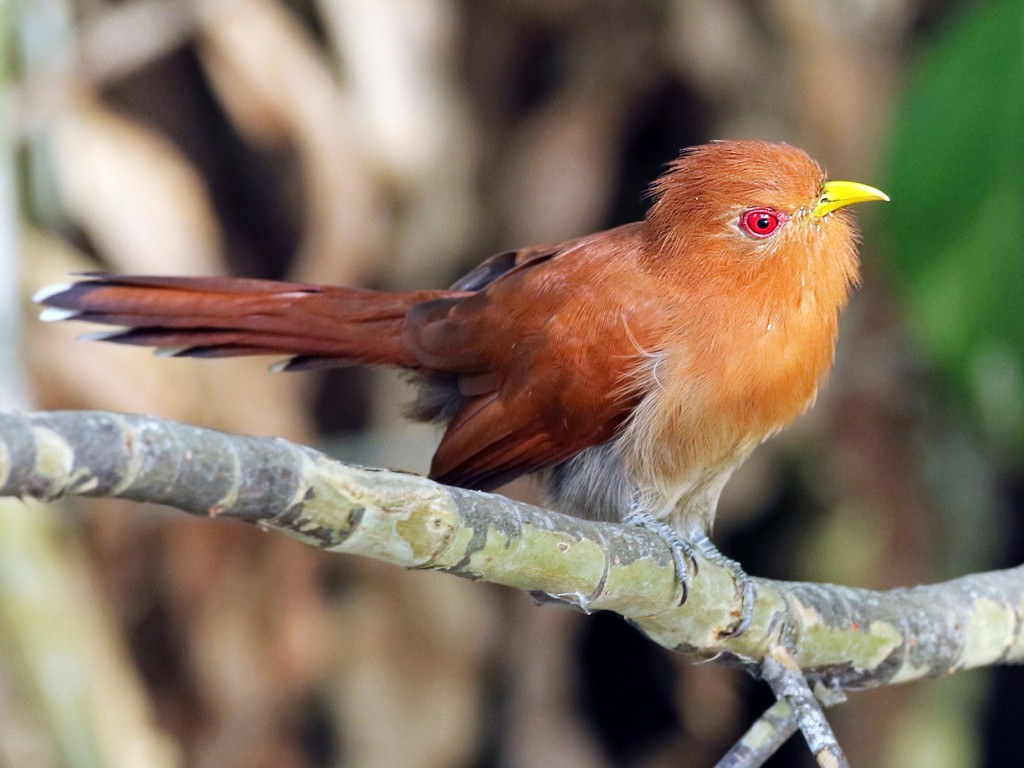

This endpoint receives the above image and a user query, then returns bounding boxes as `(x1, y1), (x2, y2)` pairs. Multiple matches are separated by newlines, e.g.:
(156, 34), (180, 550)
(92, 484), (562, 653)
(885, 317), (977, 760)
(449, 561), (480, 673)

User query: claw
(622, 514), (755, 635)
(690, 530), (755, 637)
(622, 510), (697, 606)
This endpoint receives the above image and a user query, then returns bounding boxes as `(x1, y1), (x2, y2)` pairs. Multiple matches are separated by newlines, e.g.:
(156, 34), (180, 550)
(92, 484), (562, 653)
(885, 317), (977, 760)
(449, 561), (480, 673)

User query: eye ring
(739, 208), (787, 239)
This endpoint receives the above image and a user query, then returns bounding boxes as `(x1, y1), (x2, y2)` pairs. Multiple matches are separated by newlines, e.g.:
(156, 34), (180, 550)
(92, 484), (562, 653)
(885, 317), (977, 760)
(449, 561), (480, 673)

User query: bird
(35, 140), (887, 634)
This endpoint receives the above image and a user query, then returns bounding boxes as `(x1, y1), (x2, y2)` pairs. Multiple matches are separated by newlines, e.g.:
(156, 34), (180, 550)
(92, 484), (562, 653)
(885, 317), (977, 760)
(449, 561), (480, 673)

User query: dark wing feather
(449, 245), (559, 292)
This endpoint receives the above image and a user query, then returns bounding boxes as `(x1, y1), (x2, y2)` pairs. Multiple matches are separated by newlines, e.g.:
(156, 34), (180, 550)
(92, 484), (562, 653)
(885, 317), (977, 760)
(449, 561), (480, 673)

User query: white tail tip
(38, 306), (79, 322)
(78, 330), (126, 342)
(32, 283), (73, 304)
(154, 346), (188, 358)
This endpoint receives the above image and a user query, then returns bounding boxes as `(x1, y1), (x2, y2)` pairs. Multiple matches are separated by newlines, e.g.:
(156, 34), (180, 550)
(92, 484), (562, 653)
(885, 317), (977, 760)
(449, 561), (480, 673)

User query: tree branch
(760, 646), (847, 768)
(714, 700), (800, 768)
(1, 410), (1022, 762)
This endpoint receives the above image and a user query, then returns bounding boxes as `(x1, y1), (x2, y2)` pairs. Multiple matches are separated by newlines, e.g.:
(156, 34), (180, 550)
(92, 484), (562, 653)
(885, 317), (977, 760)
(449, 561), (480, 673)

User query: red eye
(739, 208), (786, 239)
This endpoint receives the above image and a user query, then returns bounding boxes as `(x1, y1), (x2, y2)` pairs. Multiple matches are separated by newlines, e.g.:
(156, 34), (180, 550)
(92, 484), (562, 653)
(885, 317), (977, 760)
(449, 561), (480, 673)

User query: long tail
(34, 274), (460, 372)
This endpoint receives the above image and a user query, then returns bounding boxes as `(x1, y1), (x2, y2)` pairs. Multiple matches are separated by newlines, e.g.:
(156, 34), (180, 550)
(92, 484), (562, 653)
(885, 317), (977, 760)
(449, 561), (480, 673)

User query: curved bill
(812, 180), (889, 218)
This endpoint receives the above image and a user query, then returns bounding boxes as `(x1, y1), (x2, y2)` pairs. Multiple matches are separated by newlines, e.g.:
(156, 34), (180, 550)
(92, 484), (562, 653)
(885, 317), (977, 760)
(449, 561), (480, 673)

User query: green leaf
(882, 0), (1024, 451)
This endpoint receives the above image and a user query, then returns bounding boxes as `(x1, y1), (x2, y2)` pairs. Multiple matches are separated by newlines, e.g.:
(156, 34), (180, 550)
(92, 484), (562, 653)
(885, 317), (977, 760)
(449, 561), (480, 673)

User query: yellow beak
(812, 180), (889, 218)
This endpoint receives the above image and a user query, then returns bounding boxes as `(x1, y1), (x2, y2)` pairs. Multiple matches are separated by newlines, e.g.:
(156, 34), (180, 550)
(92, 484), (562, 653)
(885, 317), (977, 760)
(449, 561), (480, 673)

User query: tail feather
(36, 274), (461, 370)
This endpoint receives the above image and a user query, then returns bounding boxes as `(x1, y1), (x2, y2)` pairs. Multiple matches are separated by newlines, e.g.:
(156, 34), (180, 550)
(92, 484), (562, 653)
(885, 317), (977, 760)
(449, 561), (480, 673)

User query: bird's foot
(689, 529), (755, 638)
(622, 511), (754, 637)
(621, 510), (699, 606)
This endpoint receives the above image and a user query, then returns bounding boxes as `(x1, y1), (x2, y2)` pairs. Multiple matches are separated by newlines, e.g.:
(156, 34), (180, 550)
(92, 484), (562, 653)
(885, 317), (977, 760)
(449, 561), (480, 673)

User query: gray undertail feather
(544, 441), (635, 523)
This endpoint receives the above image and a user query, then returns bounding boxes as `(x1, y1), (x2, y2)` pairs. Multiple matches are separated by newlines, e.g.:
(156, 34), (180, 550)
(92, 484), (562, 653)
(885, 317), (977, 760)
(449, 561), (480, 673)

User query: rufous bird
(35, 140), (887, 633)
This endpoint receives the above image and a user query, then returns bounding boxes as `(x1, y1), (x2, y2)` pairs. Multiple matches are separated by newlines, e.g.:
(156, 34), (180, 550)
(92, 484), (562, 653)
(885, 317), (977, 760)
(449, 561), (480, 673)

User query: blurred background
(2, 0), (1023, 765)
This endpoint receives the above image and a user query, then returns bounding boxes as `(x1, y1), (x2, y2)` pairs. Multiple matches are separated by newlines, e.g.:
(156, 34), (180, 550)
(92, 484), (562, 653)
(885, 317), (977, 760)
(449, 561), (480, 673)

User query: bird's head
(643, 140), (888, 301)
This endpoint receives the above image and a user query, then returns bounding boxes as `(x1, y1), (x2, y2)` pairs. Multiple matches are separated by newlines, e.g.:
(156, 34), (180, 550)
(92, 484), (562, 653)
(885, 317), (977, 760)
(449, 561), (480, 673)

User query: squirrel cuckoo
(36, 140), (887, 633)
